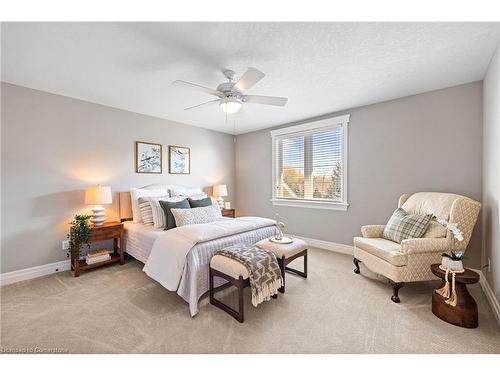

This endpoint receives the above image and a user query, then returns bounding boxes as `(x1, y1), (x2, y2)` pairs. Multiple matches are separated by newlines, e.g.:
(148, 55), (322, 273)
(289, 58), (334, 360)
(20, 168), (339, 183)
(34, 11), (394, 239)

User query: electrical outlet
(62, 240), (69, 251)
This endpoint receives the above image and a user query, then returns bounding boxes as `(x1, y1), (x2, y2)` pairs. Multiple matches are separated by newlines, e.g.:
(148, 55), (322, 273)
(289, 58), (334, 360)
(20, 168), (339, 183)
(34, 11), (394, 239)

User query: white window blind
(271, 114), (349, 210)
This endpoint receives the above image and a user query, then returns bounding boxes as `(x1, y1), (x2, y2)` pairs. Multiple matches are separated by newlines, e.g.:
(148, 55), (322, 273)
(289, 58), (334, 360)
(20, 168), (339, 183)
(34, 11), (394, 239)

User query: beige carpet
(1, 248), (499, 353)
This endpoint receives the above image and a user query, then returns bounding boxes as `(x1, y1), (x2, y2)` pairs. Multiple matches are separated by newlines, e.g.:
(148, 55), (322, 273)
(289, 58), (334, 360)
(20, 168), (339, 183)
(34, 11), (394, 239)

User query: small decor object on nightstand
(85, 185), (112, 226)
(213, 184), (228, 209)
(67, 214), (92, 262)
(85, 249), (111, 265)
(224, 201), (231, 210)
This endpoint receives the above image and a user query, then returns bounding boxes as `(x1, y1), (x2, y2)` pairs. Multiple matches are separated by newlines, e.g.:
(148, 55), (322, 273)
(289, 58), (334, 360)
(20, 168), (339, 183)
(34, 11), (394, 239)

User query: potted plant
(436, 217), (465, 271)
(67, 214), (92, 261)
(441, 251), (465, 271)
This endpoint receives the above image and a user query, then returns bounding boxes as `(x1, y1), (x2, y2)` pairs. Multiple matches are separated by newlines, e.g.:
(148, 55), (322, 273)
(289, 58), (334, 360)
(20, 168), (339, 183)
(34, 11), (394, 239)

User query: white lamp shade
(212, 184), (228, 197)
(85, 186), (112, 205)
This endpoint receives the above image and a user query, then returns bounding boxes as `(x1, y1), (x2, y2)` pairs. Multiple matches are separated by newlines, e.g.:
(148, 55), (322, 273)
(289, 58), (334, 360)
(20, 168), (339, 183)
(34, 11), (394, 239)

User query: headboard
(118, 185), (213, 222)
(119, 192), (133, 221)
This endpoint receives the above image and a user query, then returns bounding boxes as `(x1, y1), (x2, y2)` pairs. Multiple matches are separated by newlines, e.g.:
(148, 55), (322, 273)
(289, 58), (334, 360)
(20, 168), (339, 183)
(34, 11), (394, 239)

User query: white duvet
(143, 216), (275, 291)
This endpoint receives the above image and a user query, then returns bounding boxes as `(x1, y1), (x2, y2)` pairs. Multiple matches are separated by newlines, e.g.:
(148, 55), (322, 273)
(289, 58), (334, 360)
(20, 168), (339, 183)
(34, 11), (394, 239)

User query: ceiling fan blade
(233, 68), (265, 92)
(243, 95), (288, 106)
(172, 80), (224, 98)
(184, 99), (220, 111)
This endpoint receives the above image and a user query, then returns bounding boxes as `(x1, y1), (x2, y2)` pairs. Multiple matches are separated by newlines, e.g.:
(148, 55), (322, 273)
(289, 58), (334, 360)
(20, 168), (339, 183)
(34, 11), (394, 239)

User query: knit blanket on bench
(215, 244), (283, 307)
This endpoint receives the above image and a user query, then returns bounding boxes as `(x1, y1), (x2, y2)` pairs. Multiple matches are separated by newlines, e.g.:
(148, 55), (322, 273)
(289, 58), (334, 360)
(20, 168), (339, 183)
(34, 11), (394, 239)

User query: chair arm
(361, 225), (386, 238)
(401, 238), (451, 255)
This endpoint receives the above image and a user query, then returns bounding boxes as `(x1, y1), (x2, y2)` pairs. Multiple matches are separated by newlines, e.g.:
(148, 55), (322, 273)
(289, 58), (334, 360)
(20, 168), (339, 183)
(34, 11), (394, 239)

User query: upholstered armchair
(353, 192), (481, 303)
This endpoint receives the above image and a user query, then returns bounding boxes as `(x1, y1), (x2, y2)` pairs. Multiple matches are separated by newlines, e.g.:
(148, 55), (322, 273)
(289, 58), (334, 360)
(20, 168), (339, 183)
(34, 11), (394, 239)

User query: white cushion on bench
(256, 238), (307, 258)
(210, 255), (249, 279)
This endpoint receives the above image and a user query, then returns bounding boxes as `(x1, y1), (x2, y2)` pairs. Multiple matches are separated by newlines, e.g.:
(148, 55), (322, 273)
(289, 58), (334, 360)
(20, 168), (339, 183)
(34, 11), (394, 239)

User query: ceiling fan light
(220, 98), (242, 114)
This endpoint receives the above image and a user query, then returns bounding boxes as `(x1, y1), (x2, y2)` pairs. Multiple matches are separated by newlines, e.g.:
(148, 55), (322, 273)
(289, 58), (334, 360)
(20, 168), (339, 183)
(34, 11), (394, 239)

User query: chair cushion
(255, 238), (307, 258)
(210, 255), (249, 279)
(401, 192), (463, 220)
(353, 237), (407, 266)
(383, 208), (433, 244)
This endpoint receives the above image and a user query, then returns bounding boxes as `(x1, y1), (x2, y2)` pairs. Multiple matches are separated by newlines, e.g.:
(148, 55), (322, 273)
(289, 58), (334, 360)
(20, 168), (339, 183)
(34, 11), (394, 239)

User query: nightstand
(71, 221), (124, 277)
(221, 208), (235, 218)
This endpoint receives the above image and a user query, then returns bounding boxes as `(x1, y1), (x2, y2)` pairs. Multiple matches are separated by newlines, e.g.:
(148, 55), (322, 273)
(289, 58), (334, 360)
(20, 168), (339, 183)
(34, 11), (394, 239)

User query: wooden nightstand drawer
(90, 227), (122, 241)
(221, 209), (235, 218)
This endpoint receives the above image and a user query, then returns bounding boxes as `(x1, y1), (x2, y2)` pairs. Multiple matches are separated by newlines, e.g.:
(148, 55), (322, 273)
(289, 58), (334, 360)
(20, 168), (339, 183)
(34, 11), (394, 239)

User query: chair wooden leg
(353, 258), (361, 274)
(389, 280), (405, 303)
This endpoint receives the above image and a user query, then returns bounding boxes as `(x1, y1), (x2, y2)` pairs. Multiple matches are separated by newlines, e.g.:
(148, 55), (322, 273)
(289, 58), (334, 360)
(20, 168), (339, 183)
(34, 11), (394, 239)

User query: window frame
(270, 114), (350, 211)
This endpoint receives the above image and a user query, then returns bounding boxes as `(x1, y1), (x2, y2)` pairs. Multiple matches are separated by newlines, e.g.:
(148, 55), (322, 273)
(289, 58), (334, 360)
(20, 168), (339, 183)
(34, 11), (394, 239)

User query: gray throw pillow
(383, 208), (432, 244)
(159, 199), (190, 230)
(188, 197), (213, 208)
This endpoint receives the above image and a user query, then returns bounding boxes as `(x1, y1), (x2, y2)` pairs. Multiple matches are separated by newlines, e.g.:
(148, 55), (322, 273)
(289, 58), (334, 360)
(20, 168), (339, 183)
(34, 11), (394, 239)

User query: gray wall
(482, 43), (500, 301)
(236, 82), (483, 268)
(1, 83), (235, 273)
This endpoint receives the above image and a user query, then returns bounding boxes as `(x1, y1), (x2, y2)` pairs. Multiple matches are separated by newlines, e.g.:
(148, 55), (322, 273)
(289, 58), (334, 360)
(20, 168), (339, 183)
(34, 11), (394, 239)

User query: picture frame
(169, 145), (191, 174)
(135, 141), (162, 174)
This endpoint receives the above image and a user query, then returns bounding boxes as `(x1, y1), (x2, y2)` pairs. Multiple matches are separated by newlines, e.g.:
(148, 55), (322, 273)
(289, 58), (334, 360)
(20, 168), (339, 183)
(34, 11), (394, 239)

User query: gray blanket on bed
(215, 244), (283, 306)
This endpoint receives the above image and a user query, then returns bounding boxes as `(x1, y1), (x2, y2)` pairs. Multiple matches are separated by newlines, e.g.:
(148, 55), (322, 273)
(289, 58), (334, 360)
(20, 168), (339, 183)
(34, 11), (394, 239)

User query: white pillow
(149, 196), (185, 228)
(130, 187), (170, 223)
(169, 186), (204, 197)
(170, 205), (222, 227)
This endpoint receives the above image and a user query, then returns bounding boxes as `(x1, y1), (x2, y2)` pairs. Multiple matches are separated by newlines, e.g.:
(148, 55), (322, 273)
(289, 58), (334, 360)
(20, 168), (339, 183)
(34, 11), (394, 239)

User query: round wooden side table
(430, 264), (479, 328)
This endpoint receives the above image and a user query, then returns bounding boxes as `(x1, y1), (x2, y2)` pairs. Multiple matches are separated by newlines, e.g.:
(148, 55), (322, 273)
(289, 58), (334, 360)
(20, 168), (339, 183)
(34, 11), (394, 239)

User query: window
(271, 114), (349, 210)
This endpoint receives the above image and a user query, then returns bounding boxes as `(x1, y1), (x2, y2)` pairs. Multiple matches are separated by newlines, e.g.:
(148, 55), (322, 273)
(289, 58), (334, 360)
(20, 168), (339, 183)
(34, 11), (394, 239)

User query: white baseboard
(293, 235), (354, 255)
(0, 260), (71, 286)
(472, 268), (500, 328)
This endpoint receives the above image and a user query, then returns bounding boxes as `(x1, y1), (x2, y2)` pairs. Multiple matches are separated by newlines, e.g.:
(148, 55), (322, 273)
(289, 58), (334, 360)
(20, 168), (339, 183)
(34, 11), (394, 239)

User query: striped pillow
(137, 197), (154, 225)
(148, 196), (185, 228)
(383, 208), (432, 244)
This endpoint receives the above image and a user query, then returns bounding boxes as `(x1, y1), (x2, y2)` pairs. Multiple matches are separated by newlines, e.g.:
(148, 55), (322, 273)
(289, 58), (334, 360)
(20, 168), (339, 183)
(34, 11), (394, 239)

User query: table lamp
(212, 184), (228, 209)
(85, 185), (112, 226)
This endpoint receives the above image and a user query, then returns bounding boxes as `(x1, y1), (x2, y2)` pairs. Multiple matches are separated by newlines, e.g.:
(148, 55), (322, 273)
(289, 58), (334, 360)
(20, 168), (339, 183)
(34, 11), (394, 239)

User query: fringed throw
(436, 265), (464, 307)
(215, 244), (283, 307)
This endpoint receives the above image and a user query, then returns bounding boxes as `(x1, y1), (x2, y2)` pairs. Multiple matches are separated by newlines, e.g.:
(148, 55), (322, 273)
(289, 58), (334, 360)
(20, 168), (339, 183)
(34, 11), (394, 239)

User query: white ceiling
(2, 22), (499, 134)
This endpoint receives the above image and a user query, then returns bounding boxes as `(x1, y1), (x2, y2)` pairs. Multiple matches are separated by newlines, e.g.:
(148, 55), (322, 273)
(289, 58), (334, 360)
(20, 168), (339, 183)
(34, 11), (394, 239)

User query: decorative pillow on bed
(170, 205), (222, 227)
(148, 196), (184, 228)
(137, 197), (154, 225)
(383, 208), (433, 244)
(159, 199), (191, 230)
(130, 187), (170, 223)
(188, 197), (213, 208)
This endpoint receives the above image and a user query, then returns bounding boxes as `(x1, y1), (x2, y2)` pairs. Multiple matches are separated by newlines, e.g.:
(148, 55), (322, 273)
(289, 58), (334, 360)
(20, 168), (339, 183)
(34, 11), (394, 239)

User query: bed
(120, 191), (277, 316)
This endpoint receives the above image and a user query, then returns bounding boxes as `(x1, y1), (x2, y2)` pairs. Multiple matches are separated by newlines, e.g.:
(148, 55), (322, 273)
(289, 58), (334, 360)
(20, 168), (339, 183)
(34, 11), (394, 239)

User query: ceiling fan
(172, 67), (288, 114)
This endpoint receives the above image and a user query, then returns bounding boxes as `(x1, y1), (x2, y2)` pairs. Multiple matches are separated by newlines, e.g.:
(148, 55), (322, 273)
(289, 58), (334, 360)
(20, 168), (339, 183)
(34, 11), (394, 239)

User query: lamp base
(91, 205), (106, 226)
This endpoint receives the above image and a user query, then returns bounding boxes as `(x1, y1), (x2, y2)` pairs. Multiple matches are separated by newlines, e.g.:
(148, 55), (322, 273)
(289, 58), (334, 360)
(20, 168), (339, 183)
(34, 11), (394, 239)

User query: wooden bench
(209, 253), (278, 323)
(255, 238), (308, 293)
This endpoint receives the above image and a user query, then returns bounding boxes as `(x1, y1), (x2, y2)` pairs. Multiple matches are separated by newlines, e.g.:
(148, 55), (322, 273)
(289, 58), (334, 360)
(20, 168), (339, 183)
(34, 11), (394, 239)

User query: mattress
(123, 221), (164, 263)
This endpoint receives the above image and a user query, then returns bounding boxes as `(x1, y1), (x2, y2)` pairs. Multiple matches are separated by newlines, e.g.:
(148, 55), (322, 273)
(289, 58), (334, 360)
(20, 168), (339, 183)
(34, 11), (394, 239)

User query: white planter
(441, 257), (464, 271)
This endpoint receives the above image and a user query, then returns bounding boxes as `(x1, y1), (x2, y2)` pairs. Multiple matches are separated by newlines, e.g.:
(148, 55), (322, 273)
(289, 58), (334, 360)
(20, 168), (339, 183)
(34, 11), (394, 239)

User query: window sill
(270, 198), (349, 211)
